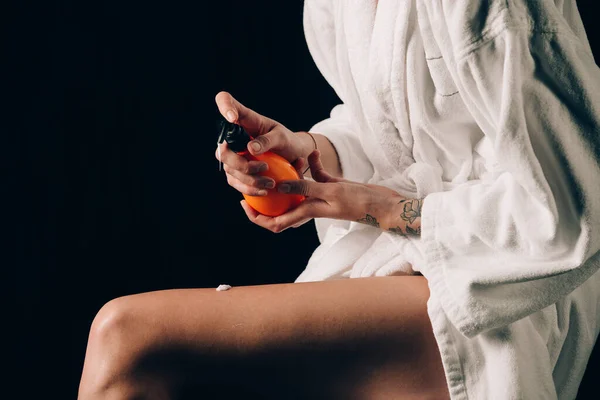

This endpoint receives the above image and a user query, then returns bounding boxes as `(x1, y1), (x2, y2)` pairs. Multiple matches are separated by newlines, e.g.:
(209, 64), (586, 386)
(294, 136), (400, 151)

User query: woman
(78, 0), (600, 399)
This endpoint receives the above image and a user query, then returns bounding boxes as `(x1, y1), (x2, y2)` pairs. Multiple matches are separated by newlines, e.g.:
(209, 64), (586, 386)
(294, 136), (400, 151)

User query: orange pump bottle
(217, 118), (305, 217)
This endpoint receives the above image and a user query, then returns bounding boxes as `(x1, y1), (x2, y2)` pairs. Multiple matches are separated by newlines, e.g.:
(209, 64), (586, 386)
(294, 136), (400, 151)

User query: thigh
(101, 276), (447, 399)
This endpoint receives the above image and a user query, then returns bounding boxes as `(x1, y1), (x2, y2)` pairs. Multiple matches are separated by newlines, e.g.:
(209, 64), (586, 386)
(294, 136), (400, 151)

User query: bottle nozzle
(217, 118), (252, 153)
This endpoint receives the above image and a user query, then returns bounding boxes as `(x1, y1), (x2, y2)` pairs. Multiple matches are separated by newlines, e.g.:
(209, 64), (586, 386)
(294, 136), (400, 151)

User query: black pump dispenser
(217, 118), (252, 153)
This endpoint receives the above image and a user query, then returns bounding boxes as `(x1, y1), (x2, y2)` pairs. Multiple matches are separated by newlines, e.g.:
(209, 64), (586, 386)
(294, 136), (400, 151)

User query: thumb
(307, 149), (345, 183)
(291, 157), (307, 177)
(277, 179), (326, 198)
(215, 91), (276, 134)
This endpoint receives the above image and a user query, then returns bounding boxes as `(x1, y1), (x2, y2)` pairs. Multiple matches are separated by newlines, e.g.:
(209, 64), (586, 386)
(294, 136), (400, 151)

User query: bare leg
(77, 276), (449, 400)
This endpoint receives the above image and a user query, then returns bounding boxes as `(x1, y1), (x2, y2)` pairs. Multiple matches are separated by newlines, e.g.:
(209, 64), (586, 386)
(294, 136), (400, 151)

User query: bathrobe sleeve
(303, 0), (374, 183)
(308, 104), (374, 183)
(418, 2), (600, 337)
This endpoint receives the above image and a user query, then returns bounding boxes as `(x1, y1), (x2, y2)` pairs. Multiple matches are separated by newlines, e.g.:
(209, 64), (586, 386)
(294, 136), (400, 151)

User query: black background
(5, 1), (599, 399)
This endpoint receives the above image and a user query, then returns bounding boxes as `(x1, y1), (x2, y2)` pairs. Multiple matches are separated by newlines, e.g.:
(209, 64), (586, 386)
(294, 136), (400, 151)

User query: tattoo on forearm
(406, 225), (421, 235)
(357, 199), (423, 234)
(388, 225), (421, 236)
(387, 198), (423, 236)
(399, 198), (422, 224)
(388, 226), (405, 235)
(356, 214), (380, 228)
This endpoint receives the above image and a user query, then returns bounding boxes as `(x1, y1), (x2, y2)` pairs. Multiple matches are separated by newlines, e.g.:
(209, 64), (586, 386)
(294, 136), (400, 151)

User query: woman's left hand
(240, 150), (423, 235)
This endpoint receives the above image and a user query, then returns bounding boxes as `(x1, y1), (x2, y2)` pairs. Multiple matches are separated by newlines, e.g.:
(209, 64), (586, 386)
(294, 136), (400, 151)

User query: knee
(79, 296), (145, 399)
(88, 296), (140, 357)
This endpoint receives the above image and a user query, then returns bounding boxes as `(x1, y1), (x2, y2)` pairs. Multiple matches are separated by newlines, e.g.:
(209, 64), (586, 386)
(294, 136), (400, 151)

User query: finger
(216, 143), (269, 175)
(307, 150), (343, 183)
(291, 157), (306, 178)
(241, 199), (322, 233)
(240, 200), (288, 232)
(277, 178), (330, 198)
(224, 164), (275, 190)
(227, 174), (269, 197)
(246, 128), (289, 156)
(240, 199), (261, 220)
(215, 91), (277, 134)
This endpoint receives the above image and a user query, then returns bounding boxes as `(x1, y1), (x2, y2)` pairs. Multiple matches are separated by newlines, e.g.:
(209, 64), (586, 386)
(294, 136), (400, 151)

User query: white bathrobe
(297, 0), (600, 398)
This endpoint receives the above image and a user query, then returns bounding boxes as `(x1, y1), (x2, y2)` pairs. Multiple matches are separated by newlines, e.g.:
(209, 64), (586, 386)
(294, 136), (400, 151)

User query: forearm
(297, 131), (343, 178)
(355, 197), (423, 237)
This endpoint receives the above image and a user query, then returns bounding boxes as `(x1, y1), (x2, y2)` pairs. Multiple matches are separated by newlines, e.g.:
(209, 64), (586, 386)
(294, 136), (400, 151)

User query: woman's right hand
(215, 91), (313, 196)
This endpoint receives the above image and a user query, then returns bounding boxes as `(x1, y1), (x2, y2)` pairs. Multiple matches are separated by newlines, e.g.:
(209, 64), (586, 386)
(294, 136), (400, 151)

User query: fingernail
(250, 141), (261, 152)
(278, 183), (290, 193)
(264, 180), (275, 189)
(257, 190), (268, 196)
(258, 163), (268, 172)
(226, 110), (236, 122)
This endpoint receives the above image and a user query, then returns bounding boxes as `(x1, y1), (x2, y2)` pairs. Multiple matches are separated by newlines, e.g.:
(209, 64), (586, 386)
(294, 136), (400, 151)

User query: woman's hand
(240, 150), (424, 235)
(215, 91), (315, 196)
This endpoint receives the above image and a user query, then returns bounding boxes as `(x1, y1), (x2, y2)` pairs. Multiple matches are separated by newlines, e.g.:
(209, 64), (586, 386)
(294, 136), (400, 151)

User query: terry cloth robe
(297, 0), (600, 399)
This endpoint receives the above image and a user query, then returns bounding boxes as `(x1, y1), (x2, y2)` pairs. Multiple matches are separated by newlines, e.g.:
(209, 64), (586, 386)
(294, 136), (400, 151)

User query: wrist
(296, 131), (318, 159)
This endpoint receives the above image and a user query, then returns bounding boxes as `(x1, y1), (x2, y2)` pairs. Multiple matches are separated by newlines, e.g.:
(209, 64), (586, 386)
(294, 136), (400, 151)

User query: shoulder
(418, 0), (588, 57)
(303, 0), (341, 92)
(303, 0), (338, 34)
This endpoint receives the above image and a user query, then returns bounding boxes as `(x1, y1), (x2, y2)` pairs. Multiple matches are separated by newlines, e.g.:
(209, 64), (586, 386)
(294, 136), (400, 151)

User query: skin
(78, 277), (449, 400)
(242, 150), (423, 235)
(214, 91), (424, 235)
(77, 92), (447, 399)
